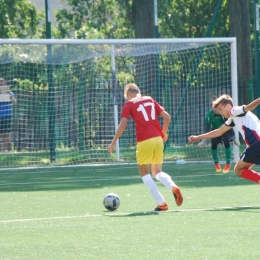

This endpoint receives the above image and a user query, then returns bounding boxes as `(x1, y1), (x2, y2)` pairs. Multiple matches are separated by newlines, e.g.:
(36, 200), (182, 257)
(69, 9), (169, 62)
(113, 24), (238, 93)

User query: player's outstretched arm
(107, 117), (128, 154)
(244, 97), (260, 112)
(189, 124), (231, 143)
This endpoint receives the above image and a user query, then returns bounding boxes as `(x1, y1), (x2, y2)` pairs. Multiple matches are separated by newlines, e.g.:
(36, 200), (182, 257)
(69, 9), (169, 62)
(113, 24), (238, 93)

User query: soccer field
(1, 163), (260, 260)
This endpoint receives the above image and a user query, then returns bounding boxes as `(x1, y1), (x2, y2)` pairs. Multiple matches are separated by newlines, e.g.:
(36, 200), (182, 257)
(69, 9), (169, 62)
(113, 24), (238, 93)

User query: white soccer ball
(103, 193), (120, 211)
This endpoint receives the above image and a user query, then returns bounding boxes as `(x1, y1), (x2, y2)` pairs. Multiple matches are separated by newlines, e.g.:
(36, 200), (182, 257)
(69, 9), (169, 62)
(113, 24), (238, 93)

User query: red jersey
(121, 95), (165, 142)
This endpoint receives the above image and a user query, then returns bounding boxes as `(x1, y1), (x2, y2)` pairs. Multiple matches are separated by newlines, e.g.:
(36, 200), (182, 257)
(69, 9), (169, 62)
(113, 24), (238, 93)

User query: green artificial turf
(0, 163), (260, 259)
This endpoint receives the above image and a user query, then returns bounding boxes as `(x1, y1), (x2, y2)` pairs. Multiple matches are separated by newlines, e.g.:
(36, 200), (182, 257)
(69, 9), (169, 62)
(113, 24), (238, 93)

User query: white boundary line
(0, 204), (259, 224)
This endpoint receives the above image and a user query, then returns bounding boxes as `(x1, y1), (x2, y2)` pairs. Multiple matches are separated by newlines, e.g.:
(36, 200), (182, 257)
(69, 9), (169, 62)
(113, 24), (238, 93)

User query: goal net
(0, 38), (239, 169)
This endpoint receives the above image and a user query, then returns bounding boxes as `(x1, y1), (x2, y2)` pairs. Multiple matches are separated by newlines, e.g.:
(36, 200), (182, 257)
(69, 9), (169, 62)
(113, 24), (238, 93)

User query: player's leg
(152, 164), (173, 190)
(235, 144), (260, 183)
(3, 117), (11, 153)
(234, 160), (260, 182)
(151, 137), (183, 206)
(211, 137), (221, 172)
(3, 133), (10, 153)
(153, 165), (183, 207)
(0, 133), (2, 151)
(222, 132), (232, 173)
(0, 121), (4, 152)
(137, 139), (167, 210)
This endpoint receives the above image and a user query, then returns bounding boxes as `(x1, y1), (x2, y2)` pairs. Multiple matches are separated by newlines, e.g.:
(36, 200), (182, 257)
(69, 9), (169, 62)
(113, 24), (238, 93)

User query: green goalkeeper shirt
(205, 109), (225, 130)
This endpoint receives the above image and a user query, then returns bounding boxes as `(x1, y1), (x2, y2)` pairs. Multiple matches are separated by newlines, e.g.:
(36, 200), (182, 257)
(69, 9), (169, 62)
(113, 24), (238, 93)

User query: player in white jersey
(188, 94), (260, 183)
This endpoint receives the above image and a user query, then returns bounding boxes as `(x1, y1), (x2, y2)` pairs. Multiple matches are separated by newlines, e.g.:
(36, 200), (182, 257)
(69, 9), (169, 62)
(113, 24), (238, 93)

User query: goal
(0, 38), (239, 168)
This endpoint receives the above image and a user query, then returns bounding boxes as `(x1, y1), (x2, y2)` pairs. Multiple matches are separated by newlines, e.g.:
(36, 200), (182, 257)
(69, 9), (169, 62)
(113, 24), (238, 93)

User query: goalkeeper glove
(233, 138), (240, 147)
(197, 139), (207, 148)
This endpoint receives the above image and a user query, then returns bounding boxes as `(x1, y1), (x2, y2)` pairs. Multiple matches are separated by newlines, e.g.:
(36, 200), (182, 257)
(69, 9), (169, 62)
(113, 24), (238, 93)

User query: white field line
(0, 205), (259, 224)
(0, 173), (227, 186)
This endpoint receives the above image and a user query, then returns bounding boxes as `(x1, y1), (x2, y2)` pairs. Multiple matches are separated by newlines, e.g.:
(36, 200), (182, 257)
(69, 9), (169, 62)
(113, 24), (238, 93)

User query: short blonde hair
(124, 83), (141, 99)
(212, 94), (233, 109)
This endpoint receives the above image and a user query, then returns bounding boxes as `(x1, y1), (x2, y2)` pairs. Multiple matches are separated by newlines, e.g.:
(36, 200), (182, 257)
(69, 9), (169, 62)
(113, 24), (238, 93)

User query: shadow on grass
(102, 205), (260, 218)
(204, 205), (260, 213)
(103, 211), (159, 217)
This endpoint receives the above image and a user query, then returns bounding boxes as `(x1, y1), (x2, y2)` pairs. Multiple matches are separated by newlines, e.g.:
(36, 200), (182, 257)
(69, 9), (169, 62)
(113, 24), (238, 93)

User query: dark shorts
(0, 117), (11, 134)
(240, 142), (260, 165)
(211, 129), (233, 146)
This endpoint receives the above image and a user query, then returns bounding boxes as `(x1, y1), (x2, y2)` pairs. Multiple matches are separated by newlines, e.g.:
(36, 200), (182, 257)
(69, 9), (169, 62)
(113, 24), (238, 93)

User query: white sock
(142, 174), (165, 205)
(156, 171), (176, 191)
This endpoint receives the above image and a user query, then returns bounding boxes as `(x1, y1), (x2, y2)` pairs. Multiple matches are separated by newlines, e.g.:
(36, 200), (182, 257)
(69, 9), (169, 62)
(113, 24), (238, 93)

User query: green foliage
(54, 0), (134, 39)
(0, 0), (44, 38)
(0, 0), (241, 40)
(159, 0), (229, 38)
(55, 0), (230, 39)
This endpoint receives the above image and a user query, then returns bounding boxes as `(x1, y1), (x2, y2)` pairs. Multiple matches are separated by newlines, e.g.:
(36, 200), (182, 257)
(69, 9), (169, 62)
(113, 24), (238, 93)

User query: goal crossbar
(0, 38), (236, 44)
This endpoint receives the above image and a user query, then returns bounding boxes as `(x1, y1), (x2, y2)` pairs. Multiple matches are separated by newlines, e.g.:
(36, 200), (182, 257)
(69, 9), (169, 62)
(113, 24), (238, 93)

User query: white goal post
(0, 38), (239, 168)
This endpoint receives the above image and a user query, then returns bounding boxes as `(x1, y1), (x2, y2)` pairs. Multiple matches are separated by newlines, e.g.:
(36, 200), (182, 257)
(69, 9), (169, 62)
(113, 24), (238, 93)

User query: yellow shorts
(136, 136), (164, 165)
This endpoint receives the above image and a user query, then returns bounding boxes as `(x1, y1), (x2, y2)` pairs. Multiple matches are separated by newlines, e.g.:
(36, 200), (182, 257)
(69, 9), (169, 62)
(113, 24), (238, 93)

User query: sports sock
(142, 174), (165, 204)
(211, 149), (219, 164)
(224, 147), (232, 164)
(156, 171), (176, 190)
(241, 169), (260, 183)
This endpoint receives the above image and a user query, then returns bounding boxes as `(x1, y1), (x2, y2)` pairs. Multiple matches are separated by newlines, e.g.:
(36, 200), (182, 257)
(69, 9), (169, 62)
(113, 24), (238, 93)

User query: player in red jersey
(108, 83), (183, 211)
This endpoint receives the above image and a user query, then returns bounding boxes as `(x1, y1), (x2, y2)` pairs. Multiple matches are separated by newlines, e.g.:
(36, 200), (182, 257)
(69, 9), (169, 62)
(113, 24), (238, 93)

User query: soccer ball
(103, 193), (120, 211)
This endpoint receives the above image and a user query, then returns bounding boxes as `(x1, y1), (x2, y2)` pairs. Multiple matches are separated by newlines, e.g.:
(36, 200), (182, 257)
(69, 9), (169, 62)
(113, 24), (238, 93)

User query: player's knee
(234, 165), (242, 177)
(234, 170), (241, 177)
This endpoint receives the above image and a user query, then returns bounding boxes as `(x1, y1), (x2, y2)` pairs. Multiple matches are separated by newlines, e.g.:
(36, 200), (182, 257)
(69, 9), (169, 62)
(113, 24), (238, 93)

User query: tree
(159, 0), (230, 38)
(229, 0), (252, 103)
(54, 0), (134, 39)
(55, 0), (231, 39)
(54, 0), (233, 89)
(131, 0), (155, 38)
(0, 0), (44, 38)
(0, 0), (252, 88)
